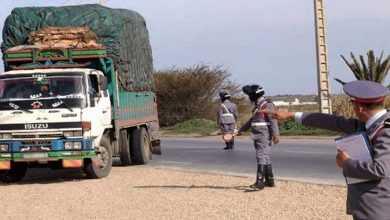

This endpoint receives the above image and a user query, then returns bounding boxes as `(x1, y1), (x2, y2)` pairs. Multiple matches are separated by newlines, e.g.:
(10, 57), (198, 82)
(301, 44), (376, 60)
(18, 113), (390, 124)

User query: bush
(332, 95), (390, 118)
(332, 95), (354, 117)
(164, 119), (218, 135)
(154, 64), (240, 126)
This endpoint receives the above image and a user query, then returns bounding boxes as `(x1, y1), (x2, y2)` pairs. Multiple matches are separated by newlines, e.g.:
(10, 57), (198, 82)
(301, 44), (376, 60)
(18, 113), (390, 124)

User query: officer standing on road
(239, 85), (280, 190)
(262, 80), (390, 220)
(217, 92), (239, 150)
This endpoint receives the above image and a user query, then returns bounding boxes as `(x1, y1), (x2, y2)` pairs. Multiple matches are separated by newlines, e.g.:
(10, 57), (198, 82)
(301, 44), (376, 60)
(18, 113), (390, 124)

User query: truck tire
(131, 127), (151, 165)
(84, 136), (113, 178)
(119, 129), (132, 166)
(0, 162), (28, 183)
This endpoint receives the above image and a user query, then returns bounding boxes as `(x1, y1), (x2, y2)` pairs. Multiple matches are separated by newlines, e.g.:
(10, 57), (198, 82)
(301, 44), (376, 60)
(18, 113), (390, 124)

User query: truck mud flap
(151, 139), (161, 155)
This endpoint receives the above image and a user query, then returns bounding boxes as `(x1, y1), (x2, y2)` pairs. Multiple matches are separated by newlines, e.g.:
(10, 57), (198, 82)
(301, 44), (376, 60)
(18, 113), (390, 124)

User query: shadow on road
(134, 185), (264, 193)
(0, 158), (130, 185)
(0, 167), (90, 186)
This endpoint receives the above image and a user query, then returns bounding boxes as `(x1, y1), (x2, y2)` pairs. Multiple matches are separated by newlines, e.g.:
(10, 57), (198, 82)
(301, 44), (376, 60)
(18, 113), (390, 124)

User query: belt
(222, 113), (234, 116)
(251, 122), (270, 126)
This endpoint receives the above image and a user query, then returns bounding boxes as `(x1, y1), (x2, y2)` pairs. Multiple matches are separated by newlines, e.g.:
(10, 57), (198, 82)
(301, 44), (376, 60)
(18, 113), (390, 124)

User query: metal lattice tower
(314, 0), (332, 114)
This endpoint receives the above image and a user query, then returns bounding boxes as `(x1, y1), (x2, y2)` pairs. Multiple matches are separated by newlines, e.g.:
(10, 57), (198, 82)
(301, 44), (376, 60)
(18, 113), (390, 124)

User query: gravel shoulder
(0, 166), (351, 220)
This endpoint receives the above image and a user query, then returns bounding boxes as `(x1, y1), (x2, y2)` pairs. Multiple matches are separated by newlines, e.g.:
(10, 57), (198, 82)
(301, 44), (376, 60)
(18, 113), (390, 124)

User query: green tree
(341, 50), (390, 83)
(154, 64), (240, 126)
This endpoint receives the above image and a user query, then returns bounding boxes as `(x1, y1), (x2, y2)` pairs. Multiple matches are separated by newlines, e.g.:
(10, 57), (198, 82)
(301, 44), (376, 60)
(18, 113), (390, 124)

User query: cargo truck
(0, 5), (161, 182)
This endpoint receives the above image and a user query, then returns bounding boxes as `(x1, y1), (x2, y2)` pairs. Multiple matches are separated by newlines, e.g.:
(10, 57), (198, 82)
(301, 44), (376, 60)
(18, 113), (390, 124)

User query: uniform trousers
(254, 139), (271, 165)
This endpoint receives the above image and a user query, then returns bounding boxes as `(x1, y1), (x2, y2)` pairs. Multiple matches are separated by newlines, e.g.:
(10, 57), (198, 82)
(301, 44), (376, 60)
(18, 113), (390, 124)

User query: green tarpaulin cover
(1, 4), (154, 91)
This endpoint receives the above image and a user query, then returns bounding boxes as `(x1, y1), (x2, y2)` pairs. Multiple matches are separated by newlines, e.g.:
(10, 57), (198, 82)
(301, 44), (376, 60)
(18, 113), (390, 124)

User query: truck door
(87, 73), (111, 139)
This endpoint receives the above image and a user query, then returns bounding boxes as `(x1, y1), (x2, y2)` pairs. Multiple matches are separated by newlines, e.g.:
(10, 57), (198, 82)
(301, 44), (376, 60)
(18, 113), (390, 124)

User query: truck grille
(13, 132), (62, 152)
(12, 132), (63, 140)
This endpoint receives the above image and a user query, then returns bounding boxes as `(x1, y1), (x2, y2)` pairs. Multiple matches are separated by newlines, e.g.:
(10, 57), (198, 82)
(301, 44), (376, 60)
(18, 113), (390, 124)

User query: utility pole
(313, 0), (332, 114)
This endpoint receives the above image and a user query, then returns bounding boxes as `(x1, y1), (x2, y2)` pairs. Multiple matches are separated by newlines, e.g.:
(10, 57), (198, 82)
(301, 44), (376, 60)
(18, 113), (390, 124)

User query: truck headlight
(64, 142), (74, 150)
(0, 144), (9, 152)
(0, 133), (12, 140)
(73, 142), (82, 150)
(64, 131), (83, 138)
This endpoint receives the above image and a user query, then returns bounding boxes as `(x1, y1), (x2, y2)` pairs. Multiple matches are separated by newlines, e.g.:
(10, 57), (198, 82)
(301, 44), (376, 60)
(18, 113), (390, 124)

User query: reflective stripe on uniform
(222, 113), (234, 117)
(221, 104), (230, 113)
(251, 122), (270, 126)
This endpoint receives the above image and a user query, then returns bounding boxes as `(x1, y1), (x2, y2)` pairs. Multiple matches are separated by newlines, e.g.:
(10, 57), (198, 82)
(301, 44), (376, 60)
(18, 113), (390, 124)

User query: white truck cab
(0, 68), (113, 181)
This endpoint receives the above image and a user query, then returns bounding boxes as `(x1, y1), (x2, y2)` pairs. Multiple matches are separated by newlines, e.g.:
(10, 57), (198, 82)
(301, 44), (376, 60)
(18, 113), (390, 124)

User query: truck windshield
(0, 73), (86, 109)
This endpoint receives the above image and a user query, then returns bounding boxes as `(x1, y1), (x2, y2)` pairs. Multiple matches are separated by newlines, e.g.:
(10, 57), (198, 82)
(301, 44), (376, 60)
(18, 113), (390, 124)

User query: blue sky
(1, 0), (390, 95)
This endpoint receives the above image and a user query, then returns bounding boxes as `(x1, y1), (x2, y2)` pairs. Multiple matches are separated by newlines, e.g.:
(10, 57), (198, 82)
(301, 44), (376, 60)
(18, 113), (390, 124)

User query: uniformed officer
(239, 85), (280, 190)
(217, 92), (238, 150)
(262, 80), (390, 219)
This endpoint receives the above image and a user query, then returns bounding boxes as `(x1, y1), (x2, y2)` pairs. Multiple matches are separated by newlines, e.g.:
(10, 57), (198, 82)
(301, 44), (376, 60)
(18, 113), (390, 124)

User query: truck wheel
(84, 136), (113, 178)
(119, 129), (132, 166)
(0, 162), (28, 183)
(131, 127), (151, 165)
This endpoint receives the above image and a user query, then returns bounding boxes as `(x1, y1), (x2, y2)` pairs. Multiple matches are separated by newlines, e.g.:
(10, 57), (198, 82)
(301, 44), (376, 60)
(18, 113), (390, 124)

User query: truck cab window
(88, 75), (99, 96)
(88, 75), (99, 107)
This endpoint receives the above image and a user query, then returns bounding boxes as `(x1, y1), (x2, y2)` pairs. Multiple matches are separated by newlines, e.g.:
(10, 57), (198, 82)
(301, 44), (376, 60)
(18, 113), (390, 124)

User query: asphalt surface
(17, 136), (345, 186)
(148, 136), (346, 185)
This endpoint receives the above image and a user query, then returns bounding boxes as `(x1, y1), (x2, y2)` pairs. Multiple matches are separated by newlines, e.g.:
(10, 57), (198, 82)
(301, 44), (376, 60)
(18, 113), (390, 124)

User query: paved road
(148, 136), (346, 186)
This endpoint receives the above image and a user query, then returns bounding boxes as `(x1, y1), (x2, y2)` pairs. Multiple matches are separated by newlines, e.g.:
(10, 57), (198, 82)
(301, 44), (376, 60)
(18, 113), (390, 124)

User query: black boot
(223, 142), (230, 150)
(264, 164), (275, 187)
(250, 165), (265, 190)
(230, 140), (234, 149)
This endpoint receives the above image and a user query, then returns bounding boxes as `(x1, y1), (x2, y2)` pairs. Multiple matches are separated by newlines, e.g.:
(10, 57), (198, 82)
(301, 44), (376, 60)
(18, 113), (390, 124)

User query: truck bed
(116, 90), (158, 128)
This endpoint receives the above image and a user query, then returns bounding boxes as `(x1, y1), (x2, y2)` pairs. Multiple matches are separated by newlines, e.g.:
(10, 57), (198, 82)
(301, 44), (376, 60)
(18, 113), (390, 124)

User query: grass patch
(162, 118), (339, 136)
(279, 120), (339, 136)
(163, 119), (219, 135)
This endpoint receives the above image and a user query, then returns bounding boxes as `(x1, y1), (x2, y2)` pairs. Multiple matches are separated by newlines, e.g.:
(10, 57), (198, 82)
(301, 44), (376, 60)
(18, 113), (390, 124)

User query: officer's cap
(219, 92), (230, 98)
(343, 80), (389, 103)
(242, 84), (264, 95)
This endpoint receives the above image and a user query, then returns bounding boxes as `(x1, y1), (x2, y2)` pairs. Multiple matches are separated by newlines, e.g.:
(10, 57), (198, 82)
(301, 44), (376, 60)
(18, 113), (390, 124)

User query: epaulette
(384, 118), (390, 128)
(368, 117), (390, 144)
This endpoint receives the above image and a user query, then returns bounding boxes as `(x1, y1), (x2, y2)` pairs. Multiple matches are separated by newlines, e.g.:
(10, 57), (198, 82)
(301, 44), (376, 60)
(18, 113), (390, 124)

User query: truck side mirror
(100, 76), (108, 90)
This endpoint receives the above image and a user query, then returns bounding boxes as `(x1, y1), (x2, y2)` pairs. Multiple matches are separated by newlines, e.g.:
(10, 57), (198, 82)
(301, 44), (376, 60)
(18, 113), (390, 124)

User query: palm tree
(341, 50), (390, 84)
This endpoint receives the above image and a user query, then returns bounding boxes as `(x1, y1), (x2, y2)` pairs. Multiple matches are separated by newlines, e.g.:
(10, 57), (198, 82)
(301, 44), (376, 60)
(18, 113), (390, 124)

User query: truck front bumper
(0, 138), (96, 170)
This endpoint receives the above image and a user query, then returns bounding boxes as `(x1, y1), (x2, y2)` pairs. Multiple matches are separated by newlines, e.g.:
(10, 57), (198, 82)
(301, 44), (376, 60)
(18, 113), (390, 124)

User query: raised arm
(262, 109), (362, 134)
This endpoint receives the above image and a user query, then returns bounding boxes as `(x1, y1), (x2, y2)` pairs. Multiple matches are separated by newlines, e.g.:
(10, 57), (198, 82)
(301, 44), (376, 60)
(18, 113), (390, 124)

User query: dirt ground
(0, 166), (351, 220)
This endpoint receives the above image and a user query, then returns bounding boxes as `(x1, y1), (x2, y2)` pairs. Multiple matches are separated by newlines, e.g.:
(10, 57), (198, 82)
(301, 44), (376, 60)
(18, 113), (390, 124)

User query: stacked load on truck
(28, 26), (102, 48)
(1, 4), (154, 91)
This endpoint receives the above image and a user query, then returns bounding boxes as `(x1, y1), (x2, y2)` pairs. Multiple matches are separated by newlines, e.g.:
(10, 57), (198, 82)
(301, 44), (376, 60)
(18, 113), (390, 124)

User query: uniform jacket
(217, 100), (238, 125)
(301, 111), (390, 219)
(240, 97), (279, 140)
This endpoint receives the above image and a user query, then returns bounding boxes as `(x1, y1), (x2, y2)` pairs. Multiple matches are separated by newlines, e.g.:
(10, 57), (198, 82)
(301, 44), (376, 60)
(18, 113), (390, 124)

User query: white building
(273, 98), (317, 107)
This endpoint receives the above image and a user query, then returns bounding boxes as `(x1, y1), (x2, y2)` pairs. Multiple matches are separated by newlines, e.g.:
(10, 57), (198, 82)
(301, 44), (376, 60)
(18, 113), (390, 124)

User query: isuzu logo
(24, 123), (49, 130)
